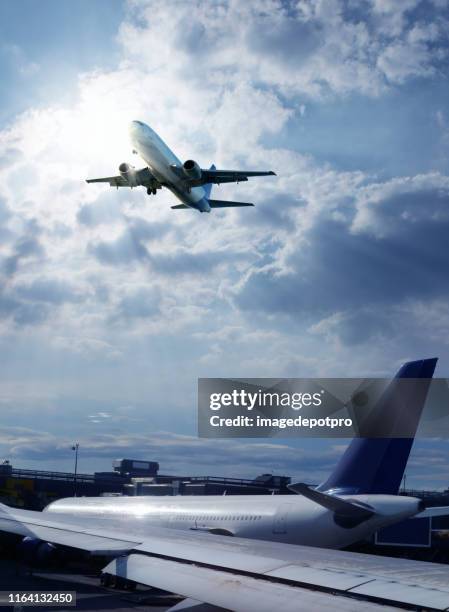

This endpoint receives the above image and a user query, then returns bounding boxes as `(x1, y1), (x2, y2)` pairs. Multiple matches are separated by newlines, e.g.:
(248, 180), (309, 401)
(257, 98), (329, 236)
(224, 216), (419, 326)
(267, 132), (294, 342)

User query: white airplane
(2, 504), (449, 611)
(0, 359), (449, 612)
(0, 358), (448, 610)
(40, 359), (442, 550)
(86, 120), (276, 212)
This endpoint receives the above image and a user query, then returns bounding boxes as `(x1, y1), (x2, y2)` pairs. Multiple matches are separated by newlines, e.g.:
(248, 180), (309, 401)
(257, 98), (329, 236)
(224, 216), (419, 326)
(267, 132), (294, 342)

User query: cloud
(149, 248), (241, 276)
(0, 277), (82, 328)
(77, 192), (123, 227)
(233, 170), (449, 351)
(0, 293), (48, 326)
(0, 426), (341, 481)
(0, 0), (448, 475)
(245, 15), (321, 67)
(121, 0), (449, 99)
(115, 288), (160, 320)
(52, 336), (123, 361)
(1, 220), (45, 277)
(0, 43), (40, 78)
(0, 148), (22, 169)
(309, 309), (394, 347)
(351, 173), (449, 238)
(1, 426), (447, 489)
(16, 278), (84, 304)
(89, 217), (169, 266)
(406, 441), (449, 486)
(90, 231), (149, 266)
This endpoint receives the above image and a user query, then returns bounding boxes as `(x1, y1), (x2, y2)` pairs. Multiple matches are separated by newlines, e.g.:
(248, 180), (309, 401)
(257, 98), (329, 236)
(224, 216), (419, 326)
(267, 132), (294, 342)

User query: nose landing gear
(146, 187), (157, 195)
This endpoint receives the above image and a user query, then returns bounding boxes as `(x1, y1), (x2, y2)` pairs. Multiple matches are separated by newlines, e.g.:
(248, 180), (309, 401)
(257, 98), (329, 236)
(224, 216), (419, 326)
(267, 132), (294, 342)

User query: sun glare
(77, 99), (131, 165)
(62, 82), (143, 171)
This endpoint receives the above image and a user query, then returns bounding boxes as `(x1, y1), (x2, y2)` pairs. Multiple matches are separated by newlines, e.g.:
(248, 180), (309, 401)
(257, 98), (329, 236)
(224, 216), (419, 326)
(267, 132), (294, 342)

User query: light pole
(72, 443), (79, 497)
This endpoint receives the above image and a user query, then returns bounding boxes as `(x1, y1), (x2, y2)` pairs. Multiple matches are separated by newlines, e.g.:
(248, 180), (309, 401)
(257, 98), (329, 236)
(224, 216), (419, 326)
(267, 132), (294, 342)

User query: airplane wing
(86, 167), (158, 189)
(170, 165), (276, 187)
(199, 168), (276, 186)
(86, 175), (129, 187)
(1, 503), (449, 611)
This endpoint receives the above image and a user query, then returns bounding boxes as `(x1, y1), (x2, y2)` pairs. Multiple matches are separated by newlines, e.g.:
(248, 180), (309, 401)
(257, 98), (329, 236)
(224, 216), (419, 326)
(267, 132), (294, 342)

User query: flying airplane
(86, 120), (276, 212)
(0, 358), (448, 610)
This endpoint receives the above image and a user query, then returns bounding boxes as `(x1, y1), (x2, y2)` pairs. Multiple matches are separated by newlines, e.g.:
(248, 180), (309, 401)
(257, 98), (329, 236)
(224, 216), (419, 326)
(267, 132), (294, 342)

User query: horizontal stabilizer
(417, 506), (449, 518)
(288, 483), (375, 520)
(208, 199), (254, 208)
(171, 204), (190, 209)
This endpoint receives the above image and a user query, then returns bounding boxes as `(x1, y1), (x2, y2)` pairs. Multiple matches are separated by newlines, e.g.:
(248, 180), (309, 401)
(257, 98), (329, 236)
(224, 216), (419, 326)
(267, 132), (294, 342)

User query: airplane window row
(175, 515), (263, 521)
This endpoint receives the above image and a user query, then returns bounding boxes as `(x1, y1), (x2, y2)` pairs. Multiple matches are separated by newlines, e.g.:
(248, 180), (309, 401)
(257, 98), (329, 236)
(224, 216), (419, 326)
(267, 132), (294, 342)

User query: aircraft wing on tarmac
(1, 503), (449, 612)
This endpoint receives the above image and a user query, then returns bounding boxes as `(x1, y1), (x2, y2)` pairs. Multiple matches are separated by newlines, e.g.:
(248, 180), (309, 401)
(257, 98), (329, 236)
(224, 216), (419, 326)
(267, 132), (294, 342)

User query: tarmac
(0, 558), (174, 611)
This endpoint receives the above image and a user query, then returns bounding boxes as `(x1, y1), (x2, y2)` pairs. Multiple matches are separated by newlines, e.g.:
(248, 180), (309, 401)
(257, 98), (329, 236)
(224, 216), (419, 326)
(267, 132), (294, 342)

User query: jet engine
(17, 536), (58, 566)
(119, 162), (139, 187)
(183, 159), (202, 180)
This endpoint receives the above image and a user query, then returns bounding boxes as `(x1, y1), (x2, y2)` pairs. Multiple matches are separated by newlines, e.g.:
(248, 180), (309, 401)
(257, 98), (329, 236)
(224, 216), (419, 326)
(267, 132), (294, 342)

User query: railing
(8, 468), (124, 484)
(2, 469), (290, 489)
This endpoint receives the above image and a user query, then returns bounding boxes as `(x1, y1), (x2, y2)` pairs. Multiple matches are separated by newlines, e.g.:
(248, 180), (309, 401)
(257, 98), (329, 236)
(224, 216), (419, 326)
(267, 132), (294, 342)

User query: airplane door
(272, 503), (292, 534)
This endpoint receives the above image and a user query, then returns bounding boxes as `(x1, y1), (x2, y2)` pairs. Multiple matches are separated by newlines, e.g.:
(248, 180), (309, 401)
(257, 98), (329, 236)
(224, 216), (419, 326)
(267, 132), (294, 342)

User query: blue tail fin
(318, 358), (437, 495)
(203, 164), (215, 200)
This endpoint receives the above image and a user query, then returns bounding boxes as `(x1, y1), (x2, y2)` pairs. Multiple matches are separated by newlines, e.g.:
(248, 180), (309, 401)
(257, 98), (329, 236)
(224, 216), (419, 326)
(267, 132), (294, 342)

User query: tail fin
(203, 164), (215, 200)
(318, 358), (437, 495)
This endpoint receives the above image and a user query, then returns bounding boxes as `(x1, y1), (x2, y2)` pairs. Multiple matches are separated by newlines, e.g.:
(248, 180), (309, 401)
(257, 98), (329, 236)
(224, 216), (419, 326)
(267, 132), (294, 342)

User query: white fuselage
(45, 493), (421, 549)
(130, 121), (210, 212)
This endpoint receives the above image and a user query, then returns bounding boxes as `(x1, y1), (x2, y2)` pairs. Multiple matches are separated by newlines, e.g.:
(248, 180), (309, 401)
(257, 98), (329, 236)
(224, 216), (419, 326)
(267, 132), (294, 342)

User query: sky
(0, 0), (449, 489)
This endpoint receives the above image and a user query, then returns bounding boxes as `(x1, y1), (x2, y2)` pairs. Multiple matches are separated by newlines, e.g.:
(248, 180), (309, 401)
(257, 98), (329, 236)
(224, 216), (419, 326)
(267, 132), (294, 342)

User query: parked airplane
(86, 120), (276, 212)
(0, 359), (448, 610)
(42, 358), (440, 550)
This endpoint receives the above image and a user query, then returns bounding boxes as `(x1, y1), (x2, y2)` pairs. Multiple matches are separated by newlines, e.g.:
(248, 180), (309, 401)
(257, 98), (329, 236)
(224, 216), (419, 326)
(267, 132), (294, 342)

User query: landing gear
(100, 572), (136, 590)
(147, 187), (157, 195)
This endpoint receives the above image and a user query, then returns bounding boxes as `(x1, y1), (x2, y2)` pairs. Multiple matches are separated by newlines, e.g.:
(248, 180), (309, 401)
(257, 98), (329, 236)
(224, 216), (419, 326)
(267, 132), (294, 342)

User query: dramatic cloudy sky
(0, 0), (449, 488)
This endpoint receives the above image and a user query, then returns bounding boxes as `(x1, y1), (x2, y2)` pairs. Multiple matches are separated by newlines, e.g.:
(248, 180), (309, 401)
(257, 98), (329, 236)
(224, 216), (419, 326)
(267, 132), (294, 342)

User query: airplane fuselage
(45, 493), (421, 550)
(130, 121), (211, 212)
